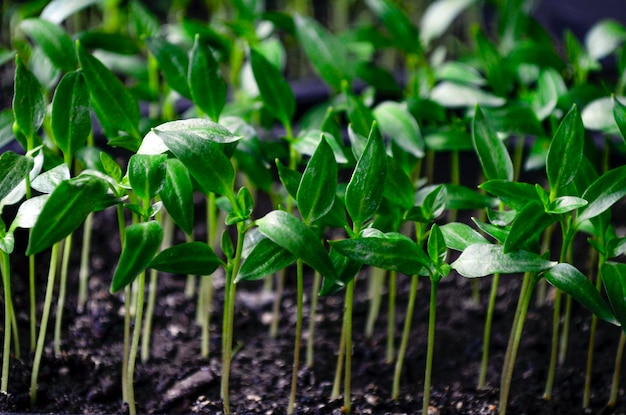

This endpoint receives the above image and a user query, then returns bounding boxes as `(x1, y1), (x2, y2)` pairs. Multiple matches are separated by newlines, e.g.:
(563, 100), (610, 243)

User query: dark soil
(2, 202), (626, 415)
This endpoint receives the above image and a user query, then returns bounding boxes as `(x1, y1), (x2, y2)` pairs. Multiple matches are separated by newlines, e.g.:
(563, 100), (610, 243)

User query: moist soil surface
(1, 206), (626, 415)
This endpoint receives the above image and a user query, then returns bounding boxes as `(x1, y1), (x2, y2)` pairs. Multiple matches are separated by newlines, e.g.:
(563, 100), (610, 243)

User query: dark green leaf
(365, 0), (421, 54)
(13, 56), (45, 143)
(472, 218), (509, 244)
(546, 104), (584, 193)
(545, 263), (618, 325)
(51, 71), (91, 160)
(76, 41), (140, 143)
(602, 262), (626, 328)
(20, 18), (76, 71)
(428, 223), (447, 267)
(128, 154), (167, 201)
(483, 105), (544, 136)
(444, 184), (497, 210)
(0, 110), (15, 149)
(129, 0), (160, 39)
(452, 243), (556, 278)
(504, 200), (555, 253)
(424, 130), (474, 152)
(480, 179), (539, 210)
(473, 29), (510, 96)
(256, 210), (337, 282)
(250, 48), (295, 127)
(111, 221), (163, 293)
(472, 105), (513, 181)
(161, 159), (194, 236)
(276, 159), (301, 200)
(236, 236), (296, 282)
(383, 157), (414, 210)
(614, 96), (626, 143)
(345, 122), (387, 228)
(346, 92), (376, 140)
(150, 241), (223, 275)
(0, 152), (34, 201)
(189, 35), (226, 122)
(439, 222), (488, 251)
(297, 135), (337, 223)
(100, 152), (122, 184)
(26, 175), (109, 255)
(146, 36), (191, 99)
(577, 165), (626, 225)
(421, 184), (447, 222)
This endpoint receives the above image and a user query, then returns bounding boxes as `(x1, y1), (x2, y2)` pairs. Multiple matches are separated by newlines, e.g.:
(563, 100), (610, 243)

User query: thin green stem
(1, 251), (12, 392)
(30, 242), (60, 405)
(288, 260), (304, 414)
(499, 273), (537, 415)
(583, 250), (603, 408)
(386, 270), (397, 364)
(54, 234), (73, 356)
(141, 268), (158, 363)
(608, 331), (626, 407)
(365, 267), (386, 339)
(77, 212), (94, 313)
(543, 287), (561, 400)
(306, 270), (321, 368)
(343, 278), (355, 413)
(478, 273), (500, 389)
(423, 279), (439, 414)
(126, 270), (146, 415)
(29, 253), (36, 351)
(392, 275), (418, 400)
(331, 316), (346, 399)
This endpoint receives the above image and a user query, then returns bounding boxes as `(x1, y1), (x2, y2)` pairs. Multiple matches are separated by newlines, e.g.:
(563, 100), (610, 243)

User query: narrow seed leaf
(256, 210), (337, 282)
(504, 200), (555, 253)
(546, 263), (618, 326)
(0, 152), (34, 201)
(20, 18), (77, 71)
(149, 241), (223, 275)
(472, 105), (513, 181)
(451, 243), (556, 278)
(13, 56), (45, 143)
(51, 71), (91, 160)
(30, 163), (70, 194)
(602, 262), (626, 328)
(331, 233), (431, 276)
(76, 41), (140, 143)
(439, 222), (488, 251)
(188, 35), (226, 122)
(294, 14), (353, 91)
(249, 48), (295, 127)
(146, 37), (191, 99)
(577, 165), (626, 224)
(236, 236), (296, 282)
(26, 175), (109, 255)
(111, 221), (163, 293)
(297, 135), (337, 224)
(160, 159), (194, 236)
(345, 122), (387, 228)
(546, 104), (584, 193)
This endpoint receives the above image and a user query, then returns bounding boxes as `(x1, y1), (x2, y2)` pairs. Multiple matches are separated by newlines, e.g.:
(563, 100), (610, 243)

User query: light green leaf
(602, 262), (626, 328)
(41, 0), (101, 24)
(585, 19), (626, 61)
(373, 101), (424, 158)
(480, 179), (539, 210)
(10, 195), (50, 231)
(452, 243), (556, 278)
(31, 163), (70, 194)
(0, 152), (34, 201)
(161, 159), (194, 236)
(420, 0), (476, 48)
(546, 196), (587, 214)
(577, 165), (626, 225)
(439, 222), (488, 251)
(430, 81), (505, 108)
(582, 97), (622, 133)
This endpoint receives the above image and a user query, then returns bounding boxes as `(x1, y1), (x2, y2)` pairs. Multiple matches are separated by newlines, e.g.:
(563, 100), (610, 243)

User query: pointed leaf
(420, 0), (476, 47)
(504, 200), (555, 253)
(480, 179), (539, 210)
(51, 71), (91, 160)
(236, 236), (296, 282)
(276, 159), (301, 200)
(111, 221), (163, 293)
(26, 175), (109, 255)
(189, 35), (226, 122)
(577, 165), (626, 224)
(146, 37), (191, 99)
(546, 263), (618, 325)
(614, 96), (626, 143)
(20, 18), (76, 71)
(546, 196), (587, 215)
(256, 210), (337, 282)
(41, 0), (101, 24)
(10, 195), (50, 230)
(128, 154), (167, 201)
(428, 223), (447, 266)
(439, 222), (489, 251)
(150, 241), (223, 275)
(383, 157), (414, 210)
(430, 81), (505, 108)
(31, 163), (70, 193)
(161, 159), (194, 236)
(373, 101), (424, 158)
(602, 262), (626, 328)
(366, 0), (421, 54)
(250, 48), (295, 127)
(13, 56), (45, 143)
(297, 136), (337, 223)
(452, 243), (556, 278)
(546, 105), (584, 193)
(472, 105), (513, 181)
(0, 152), (34, 201)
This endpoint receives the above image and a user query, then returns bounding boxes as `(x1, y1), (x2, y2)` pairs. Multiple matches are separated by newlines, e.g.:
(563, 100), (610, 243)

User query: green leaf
(383, 157), (414, 210)
(504, 200), (555, 254)
(346, 92), (376, 140)
(472, 105), (513, 181)
(345, 122), (387, 228)
(0, 110), (15, 149)
(276, 159), (301, 200)
(473, 29), (510, 97)
(420, 0), (475, 48)
(26, 175), (109, 255)
(615, 96), (626, 143)
(439, 222), (489, 251)
(154, 128), (236, 197)
(546, 105), (584, 193)
(430, 81), (505, 108)
(428, 223), (447, 267)
(149, 241), (223, 275)
(0, 152), (34, 201)
(189, 35), (226, 122)
(532, 68), (565, 121)
(603, 262), (626, 328)
(582, 97), (620, 133)
(51, 71), (91, 160)
(585, 19), (626, 61)
(128, 154), (167, 202)
(161, 159), (194, 236)
(40, 0), (101, 24)
(31, 163), (70, 194)
(297, 135), (337, 224)
(546, 263), (618, 326)
(546, 196), (587, 215)
(480, 179), (539, 210)
(365, 0), (421, 54)
(444, 184), (497, 210)
(20, 18), (76, 72)
(10, 194), (49, 231)
(76, 41), (140, 143)
(100, 151), (122, 184)
(294, 14), (353, 91)
(249, 48), (295, 127)
(373, 101), (424, 158)
(472, 218), (509, 244)
(419, 184), (448, 222)
(129, 0), (160, 39)
(111, 221), (163, 293)
(256, 210), (337, 282)
(577, 165), (626, 225)
(236, 236), (296, 282)
(145, 36), (191, 99)
(483, 105), (544, 136)
(424, 129), (473, 152)
(452, 243), (556, 278)
(331, 232), (431, 276)
(13, 56), (45, 143)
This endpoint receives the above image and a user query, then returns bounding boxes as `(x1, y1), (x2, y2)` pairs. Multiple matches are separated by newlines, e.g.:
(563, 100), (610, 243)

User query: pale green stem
(30, 242), (60, 405)
(499, 273), (536, 415)
(306, 270), (321, 368)
(288, 260), (305, 414)
(343, 278), (356, 413)
(269, 269), (286, 338)
(54, 234), (73, 356)
(543, 288), (561, 401)
(386, 270), (397, 364)
(609, 332), (626, 407)
(331, 316), (346, 399)
(29, 253), (36, 351)
(365, 267), (385, 339)
(448, 151), (459, 222)
(141, 268), (158, 364)
(392, 275), (418, 400)
(200, 276), (214, 359)
(1, 251), (12, 392)
(478, 273), (500, 389)
(423, 279), (439, 415)
(77, 212), (94, 313)
(126, 270), (146, 415)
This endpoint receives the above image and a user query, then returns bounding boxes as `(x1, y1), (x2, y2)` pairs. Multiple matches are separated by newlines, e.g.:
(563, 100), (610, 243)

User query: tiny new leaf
(149, 242), (223, 276)
(111, 221), (163, 293)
